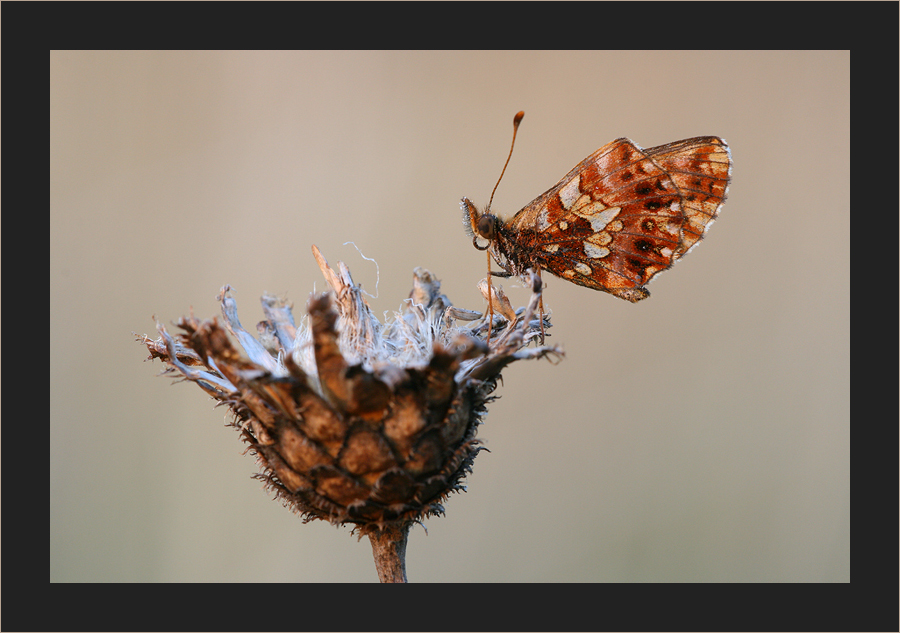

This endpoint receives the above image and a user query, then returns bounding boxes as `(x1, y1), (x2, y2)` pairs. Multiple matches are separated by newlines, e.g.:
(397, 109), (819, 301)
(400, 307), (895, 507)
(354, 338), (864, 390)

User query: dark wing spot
(626, 257), (650, 276)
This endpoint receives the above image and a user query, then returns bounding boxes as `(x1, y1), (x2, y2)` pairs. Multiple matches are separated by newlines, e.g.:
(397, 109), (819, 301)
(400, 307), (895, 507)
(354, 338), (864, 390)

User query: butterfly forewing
(507, 138), (692, 301)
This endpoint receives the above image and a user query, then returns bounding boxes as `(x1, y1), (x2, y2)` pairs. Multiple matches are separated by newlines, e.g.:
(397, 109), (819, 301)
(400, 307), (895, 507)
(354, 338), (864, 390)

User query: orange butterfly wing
(505, 136), (731, 302)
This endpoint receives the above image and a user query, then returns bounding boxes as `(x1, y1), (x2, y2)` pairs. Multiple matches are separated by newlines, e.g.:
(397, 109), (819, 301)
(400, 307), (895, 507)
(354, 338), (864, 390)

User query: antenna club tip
(488, 111), (526, 209)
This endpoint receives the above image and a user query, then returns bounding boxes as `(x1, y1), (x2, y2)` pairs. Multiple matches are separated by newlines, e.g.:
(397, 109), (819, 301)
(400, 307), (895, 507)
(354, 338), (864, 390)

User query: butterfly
(463, 113), (732, 314)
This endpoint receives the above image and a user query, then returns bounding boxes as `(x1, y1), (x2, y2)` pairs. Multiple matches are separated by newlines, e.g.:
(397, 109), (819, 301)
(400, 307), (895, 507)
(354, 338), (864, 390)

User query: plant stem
(368, 523), (411, 583)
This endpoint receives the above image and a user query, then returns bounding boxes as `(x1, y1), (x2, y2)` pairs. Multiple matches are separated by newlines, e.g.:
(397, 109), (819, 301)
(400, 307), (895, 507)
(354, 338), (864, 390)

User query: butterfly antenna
(487, 111), (525, 213)
(485, 111), (524, 348)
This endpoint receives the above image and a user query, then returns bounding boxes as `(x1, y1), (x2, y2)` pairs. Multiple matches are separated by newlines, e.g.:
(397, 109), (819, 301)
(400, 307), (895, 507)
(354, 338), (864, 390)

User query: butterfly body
(464, 136), (732, 303)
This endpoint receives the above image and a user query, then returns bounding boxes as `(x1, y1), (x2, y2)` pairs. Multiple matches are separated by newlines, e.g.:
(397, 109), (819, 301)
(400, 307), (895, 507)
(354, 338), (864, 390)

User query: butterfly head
(461, 197), (501, 251)
(461, 111), (525, 257)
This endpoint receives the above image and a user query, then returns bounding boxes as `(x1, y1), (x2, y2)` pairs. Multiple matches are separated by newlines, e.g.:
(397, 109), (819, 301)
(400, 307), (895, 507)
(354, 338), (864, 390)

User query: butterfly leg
(485, 249), (494, 347)
(535, 267), (545, 344)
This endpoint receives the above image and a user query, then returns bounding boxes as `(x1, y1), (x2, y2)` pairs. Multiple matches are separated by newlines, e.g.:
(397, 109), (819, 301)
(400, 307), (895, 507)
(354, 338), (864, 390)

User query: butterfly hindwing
(644, 137), (731, 257)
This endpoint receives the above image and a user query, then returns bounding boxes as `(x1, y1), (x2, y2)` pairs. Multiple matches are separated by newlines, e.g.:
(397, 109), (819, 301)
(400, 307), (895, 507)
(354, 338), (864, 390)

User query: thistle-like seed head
(139, 246), (561, 536)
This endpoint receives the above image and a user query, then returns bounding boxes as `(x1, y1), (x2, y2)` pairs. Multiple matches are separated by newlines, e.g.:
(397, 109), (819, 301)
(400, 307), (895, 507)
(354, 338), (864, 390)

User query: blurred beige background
(50, 50), (848, 582)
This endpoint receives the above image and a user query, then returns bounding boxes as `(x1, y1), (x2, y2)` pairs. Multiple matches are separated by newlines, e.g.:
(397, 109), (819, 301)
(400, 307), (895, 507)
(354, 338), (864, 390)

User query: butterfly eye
(476, 214), (498, 241)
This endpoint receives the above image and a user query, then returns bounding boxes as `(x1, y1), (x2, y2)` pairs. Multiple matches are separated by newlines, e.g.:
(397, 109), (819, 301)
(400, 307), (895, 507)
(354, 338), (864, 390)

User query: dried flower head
(138, 245), (561, 581)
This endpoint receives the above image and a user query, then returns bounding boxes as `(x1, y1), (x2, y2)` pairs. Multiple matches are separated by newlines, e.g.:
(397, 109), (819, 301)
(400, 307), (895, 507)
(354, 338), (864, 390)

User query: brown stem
(368, 523), (411, 583)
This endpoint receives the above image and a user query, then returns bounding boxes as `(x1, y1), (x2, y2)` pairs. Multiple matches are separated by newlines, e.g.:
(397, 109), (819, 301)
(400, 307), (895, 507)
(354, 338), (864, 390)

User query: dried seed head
(138, 246), (561, 537)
